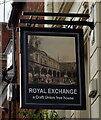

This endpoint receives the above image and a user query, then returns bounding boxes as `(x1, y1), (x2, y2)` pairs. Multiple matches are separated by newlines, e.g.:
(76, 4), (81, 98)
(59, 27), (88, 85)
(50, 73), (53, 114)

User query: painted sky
(35, 36), (76, 62)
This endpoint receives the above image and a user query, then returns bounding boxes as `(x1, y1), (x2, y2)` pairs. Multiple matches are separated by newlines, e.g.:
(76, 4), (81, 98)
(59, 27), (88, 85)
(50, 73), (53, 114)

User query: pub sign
(20, 27), (86, 110)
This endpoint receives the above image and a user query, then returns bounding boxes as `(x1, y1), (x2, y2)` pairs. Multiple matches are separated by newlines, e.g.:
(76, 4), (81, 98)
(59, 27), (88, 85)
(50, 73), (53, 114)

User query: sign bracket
(20, 12), (94, 30)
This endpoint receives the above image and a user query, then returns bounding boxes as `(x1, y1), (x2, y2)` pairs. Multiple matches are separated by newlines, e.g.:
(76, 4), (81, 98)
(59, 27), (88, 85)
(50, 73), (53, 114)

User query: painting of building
(28, 35), (77, 85)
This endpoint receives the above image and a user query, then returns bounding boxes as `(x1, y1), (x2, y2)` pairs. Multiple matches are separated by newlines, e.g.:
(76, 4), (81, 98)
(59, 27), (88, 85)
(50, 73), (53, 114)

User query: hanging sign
(20, 27), (86, 110)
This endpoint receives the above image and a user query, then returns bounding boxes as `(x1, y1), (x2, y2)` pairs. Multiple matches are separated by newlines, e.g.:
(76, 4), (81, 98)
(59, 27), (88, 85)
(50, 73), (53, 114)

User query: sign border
(20, 27), (86, 110)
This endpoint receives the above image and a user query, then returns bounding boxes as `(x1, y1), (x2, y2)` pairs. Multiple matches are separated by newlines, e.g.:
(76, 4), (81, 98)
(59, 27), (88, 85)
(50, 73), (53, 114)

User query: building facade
(1, 2), (44, 119)
(1, 1), (101, 119)
(0, 23), (12, 119)
(44, 1), (101, 118)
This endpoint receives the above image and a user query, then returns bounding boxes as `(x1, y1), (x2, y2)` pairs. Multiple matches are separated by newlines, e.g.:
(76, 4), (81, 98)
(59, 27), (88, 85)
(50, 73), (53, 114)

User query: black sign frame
(20, 27), (86, 110)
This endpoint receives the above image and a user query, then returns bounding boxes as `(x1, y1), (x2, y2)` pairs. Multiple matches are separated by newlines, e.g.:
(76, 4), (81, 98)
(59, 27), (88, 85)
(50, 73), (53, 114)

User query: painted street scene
(28, 35), (77, 85)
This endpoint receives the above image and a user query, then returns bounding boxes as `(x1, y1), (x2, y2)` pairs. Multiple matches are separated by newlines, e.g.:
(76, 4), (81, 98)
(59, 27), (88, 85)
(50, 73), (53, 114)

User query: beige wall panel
(90, 71), (101, 104)
(94, 2), (101, 23)
(95, 23), (101, 47)
(90, 23), (101, 57)
(65, 110), (71, 118)
(98, 71), (101, 97)
(91, 96), (101, 118)
(54, 2), (63, 13)
(69, 2), (83, 13)
(90, 48), (101, 80)
(65, 2), (83, 21)
(56, 110), (65, 118)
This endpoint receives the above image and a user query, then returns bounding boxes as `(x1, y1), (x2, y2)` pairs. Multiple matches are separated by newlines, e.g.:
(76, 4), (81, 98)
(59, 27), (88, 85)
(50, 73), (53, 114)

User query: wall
(15, 2), (44, 119)
(1, 1), (101, 119)
(44, 1), (101, 119)
(0, 23), (11, 53)
(90, 2), (101, 118)
(1, 2), (44, 119)
(0, 23), (11, 120)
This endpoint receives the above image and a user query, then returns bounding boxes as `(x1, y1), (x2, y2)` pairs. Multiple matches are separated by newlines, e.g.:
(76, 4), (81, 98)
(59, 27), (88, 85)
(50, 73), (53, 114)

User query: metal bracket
(20, 12), (94, 30)
(20, 19), (94, 30)
(22, 12), (90, 18)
